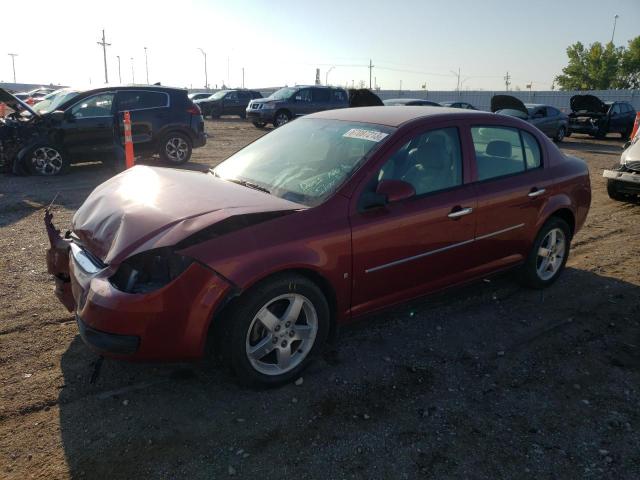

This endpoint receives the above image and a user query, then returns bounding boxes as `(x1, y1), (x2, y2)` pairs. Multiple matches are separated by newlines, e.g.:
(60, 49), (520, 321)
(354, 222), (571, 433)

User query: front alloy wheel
(222, 274), (329, 387)
(273, 111), (291, 128)
(246, 294), (318, 376)
(29, 146), (66, 176)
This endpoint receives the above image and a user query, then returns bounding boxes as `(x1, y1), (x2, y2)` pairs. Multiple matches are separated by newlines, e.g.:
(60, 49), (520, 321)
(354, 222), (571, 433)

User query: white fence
(373, 89), (640, 112)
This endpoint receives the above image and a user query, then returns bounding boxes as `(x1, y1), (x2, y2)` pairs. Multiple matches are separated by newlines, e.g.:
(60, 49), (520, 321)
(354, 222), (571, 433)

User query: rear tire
(220, 274), (330, 387)
(159, 132), (192, 164)
(518, 217), (571, 289)
(554, 126), (566, 142)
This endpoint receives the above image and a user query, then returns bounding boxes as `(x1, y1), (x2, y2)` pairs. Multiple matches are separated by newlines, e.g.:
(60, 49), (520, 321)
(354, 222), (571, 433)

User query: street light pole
(611, 14), (619, 44)
(325, 66), (334, 86)
(197, 48), (208, 89)
(8, 53), (17, 83)
(116, 55), (122, 84)
(144, 47), (149, 84)
(130, 57), (135, 84)
(97, 29), (111, 84)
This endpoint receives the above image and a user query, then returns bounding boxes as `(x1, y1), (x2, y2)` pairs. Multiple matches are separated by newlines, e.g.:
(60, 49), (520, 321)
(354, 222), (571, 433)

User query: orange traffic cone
(630, 112), (640, 141)
(0, 103), (5, 117)
(123, 111), (135, 169)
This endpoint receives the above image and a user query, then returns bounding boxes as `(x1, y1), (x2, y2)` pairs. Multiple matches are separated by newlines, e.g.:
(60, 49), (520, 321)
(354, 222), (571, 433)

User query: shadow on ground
(57, 268), (640, 479)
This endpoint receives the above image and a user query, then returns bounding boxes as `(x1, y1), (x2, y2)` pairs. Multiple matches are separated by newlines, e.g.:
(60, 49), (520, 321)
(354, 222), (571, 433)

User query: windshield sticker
(343, 128), (389, 142)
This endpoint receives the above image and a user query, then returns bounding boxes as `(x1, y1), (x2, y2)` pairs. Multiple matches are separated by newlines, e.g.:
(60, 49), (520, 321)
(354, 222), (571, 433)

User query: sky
(2, 0), (639, 92)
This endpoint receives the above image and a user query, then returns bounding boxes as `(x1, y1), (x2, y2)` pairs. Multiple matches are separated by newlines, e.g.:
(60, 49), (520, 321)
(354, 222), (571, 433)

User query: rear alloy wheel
(223, 274), (329, 387)
(273, 110), (291, 128)
(160, 133), (192, 164)
(554, 126), (566, 142)
(519, 217), (571, 289)
(28, 146), (67, 176)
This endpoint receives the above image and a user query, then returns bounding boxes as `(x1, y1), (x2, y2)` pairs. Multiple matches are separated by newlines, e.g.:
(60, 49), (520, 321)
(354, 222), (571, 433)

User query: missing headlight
(109, 248), (194, 294)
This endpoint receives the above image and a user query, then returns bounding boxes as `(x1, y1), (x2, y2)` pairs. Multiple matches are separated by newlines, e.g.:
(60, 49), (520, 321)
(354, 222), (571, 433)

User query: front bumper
(246, 109), (275, 123)
(604, 167), (640, 194)
(569, 121), (599, 135)
(45, 212), (233, 361)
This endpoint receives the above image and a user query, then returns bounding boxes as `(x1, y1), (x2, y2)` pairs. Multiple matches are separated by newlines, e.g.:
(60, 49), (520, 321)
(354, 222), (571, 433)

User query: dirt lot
(1, 119), (639, 479)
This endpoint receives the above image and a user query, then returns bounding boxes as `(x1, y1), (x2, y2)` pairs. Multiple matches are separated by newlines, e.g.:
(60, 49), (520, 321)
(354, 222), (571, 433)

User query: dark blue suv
(0, 86), (206, 175)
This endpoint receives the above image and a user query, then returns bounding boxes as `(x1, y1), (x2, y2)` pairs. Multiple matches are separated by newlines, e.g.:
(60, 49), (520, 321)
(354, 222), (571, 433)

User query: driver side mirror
(360, 179), (416, 210)
(49, 110), (65, 123)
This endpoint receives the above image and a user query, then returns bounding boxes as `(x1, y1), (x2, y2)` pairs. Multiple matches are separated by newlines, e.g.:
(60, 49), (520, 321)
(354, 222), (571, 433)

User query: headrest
(486, 140), (512, 158)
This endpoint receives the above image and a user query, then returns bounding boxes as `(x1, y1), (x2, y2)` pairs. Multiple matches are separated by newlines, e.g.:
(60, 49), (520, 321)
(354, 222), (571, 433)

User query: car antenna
(45, 192), (60, 213)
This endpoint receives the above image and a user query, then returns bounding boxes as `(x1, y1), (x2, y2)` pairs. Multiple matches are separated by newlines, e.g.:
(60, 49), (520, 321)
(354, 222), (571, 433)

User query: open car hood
(0, 88), (39, 116)
(72, 166), (303, 265)
(570, 95), (606, 113)
(490, 95), (528, 115)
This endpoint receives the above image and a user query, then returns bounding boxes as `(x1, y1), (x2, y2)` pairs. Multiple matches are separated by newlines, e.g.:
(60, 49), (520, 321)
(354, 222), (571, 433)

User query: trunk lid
(490, 95), (529, 116)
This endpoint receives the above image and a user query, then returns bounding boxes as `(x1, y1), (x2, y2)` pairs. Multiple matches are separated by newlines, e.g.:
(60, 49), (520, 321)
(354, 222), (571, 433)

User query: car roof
(308, 105), (488, 127)
(77, 85), (186, 95)
(524, 103), (548, 108)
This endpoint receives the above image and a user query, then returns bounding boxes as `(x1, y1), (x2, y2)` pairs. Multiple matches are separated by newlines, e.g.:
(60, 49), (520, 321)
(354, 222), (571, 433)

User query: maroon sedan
(46, 106), (591, 386)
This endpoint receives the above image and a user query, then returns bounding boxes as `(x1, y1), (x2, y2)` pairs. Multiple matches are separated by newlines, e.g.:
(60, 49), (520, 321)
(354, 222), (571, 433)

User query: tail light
(186, 103), (201, 115)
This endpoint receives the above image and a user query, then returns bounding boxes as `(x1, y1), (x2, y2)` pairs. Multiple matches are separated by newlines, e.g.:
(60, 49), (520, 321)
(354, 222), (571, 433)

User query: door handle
(528, 188), (546, 198)
(448, 206), (473, 219)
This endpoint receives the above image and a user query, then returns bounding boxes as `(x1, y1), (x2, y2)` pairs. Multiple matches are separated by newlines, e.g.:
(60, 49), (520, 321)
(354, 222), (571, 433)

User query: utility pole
(144, 47), (149, 84)
(97, 29), (111, 84)
(450, 68), (461, 92)
(116, 55), (122, 84)
(611, 14), (619, 44)
(8, 53), (17, 83)
(504, 71), (511, 91)
(130, 57), (135, 84)
(197, 48), (208, 89)
(325, 66), (335, 86)
(242, 67), (245, 88)
(227, 56), (230, 86)
(368, 59), (374, 89)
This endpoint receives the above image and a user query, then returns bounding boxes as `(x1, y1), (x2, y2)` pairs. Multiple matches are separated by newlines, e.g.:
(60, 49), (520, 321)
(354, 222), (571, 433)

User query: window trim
(115, 90), (170, 113)
(470, 124), (544, 183)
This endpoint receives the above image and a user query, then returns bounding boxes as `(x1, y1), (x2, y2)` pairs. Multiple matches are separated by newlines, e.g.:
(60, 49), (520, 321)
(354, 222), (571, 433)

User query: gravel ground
(0, 119), (639, 479)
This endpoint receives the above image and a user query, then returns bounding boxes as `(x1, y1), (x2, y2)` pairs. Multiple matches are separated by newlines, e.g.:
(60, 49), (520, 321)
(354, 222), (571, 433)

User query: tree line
(555, 36), (640, 90)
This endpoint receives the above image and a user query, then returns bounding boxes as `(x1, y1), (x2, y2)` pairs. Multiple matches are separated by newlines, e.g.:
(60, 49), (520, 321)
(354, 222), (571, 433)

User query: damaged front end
(603, 139), (640, 196)
(0, 88), (43, 174)
(44, 208), (75, 311)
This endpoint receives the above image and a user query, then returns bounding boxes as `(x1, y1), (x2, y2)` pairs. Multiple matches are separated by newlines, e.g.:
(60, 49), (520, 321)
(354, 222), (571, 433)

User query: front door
(350, 125), (477, 317)
(61, 92), (116, 159)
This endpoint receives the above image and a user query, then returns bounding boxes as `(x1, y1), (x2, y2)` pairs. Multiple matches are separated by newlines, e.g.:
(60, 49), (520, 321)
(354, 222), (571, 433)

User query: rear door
(349, 124), (477, 316)
(222, 91), (241, 116)
(115, 90), (170, 151)
(469, 125), (547, 269)
(291, 88), (314, 117)
(61, 92), (116, 158)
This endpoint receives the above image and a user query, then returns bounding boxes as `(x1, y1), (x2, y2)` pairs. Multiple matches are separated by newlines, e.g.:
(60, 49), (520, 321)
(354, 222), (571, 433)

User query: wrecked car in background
(491, 95), (569, 141)
(603, 134), (640, 201)
(568, 94), (636, 139)
(0, 86), (206, 175)
(45, 106), (590, 387)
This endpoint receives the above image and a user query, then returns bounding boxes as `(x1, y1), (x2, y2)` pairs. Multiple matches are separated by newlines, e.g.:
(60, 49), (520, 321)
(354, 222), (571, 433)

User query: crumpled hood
(72, 166), (303, 265)
(0, 87), (39, 116)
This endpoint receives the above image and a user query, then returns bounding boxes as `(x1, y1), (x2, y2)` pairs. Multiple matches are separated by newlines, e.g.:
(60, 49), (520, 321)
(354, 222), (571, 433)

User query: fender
(534, 192), (575, 234)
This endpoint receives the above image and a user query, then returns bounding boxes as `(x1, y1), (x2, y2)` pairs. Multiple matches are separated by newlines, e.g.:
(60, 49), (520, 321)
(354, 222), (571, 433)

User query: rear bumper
(193, 131), (207, 148)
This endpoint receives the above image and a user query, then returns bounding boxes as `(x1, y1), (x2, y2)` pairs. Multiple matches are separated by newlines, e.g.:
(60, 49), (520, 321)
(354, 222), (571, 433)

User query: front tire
(159, 132), (192, 164)
(607, 179), (628, 202)
(273, 110), (292, 128)
(518, 217), (571, 289)
(223, 274), (330, 387)
(554, 126), (566, 142)
(26, 145), (68, 176)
